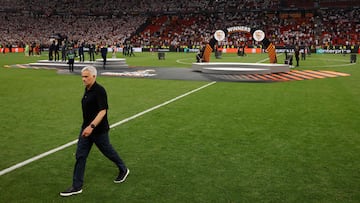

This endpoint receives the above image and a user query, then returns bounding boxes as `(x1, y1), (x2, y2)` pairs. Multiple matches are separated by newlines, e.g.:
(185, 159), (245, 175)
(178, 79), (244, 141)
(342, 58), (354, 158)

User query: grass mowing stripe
(0, 81), (216, 177)
(110, 81), (216, 129)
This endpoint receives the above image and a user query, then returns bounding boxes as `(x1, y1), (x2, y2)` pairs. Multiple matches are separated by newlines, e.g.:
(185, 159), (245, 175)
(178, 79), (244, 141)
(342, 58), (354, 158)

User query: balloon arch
(201, 26), (277, 63)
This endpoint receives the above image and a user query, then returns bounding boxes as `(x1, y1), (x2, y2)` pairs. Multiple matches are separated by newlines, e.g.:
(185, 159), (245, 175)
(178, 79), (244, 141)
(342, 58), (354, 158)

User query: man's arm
(81, 109), (107, 137)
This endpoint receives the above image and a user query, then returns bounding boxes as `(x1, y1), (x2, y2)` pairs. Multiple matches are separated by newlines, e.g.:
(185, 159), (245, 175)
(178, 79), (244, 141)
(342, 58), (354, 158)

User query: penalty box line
(0, 81), (216, 177)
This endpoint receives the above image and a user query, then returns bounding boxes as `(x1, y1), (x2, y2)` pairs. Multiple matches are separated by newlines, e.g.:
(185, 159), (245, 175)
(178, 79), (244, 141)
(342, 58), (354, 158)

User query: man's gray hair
(81, 66), (97, 76)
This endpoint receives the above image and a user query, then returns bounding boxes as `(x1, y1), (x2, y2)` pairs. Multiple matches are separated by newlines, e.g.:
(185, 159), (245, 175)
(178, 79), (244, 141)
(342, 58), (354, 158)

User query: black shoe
(114, 168), (130, 183)
(60, 186), (82, 197)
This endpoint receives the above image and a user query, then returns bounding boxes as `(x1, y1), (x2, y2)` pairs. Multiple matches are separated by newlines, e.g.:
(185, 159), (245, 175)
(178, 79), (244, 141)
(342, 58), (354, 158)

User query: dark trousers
(102, 54), (107, 68)
(72, 130), (127, 189)
(55, 51), (59, 61)
(79, 53), (84, 62)
(68, 59), (74, 72)
(61, 51), (66, 61)
(89, 51), (95, 61)
(295, 56), (299, 66)
(49, 52), (53, 61)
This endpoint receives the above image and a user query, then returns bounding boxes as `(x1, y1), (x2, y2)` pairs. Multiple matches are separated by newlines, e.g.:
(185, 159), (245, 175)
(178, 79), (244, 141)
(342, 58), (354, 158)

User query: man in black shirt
(100, 45), (108, 69)
(294, 45), (300, 67)
(89, 43), (95, 61)
(49, 40), (55, 61)
(60, 66), (129, 197)
(78, 42), (85, 62)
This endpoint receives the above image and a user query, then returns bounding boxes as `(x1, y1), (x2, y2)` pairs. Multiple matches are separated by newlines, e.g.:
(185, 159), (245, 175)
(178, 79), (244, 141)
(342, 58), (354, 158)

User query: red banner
(0, 48), (25, 53)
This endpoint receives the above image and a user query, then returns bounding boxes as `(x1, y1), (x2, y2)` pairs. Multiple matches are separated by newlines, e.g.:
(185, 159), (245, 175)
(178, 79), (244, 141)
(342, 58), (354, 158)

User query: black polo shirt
(81, 82), (109, 134)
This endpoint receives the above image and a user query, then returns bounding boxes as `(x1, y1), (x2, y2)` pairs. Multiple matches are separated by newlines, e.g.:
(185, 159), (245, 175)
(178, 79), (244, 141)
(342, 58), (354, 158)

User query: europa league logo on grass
(214, 30), (225, 41)
(253, 30), (265, 42)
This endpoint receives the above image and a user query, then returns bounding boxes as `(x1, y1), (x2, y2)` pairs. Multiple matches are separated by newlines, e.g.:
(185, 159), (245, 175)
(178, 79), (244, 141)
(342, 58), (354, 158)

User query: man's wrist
(90, 124), (96, 128)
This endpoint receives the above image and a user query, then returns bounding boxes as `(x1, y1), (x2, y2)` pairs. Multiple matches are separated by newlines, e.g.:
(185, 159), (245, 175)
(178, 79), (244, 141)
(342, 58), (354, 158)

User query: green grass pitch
(0, 51), (360, 202)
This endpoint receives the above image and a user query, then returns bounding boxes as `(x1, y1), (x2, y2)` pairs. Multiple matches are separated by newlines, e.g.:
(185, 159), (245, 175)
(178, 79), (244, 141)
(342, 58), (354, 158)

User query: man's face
(81, 70), (96, 88)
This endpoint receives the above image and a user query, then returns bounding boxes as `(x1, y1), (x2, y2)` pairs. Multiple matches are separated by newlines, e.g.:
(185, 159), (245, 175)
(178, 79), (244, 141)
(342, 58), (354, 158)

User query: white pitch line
(0, 140), (78, 176)
(256, 53), (283, 63)
(0, 81), (217, 177)
(176, 58), (194, 65)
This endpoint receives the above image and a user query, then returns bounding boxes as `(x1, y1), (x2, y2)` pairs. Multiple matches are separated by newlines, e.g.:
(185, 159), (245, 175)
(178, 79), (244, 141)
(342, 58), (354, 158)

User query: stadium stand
(0, 0), (359, 51)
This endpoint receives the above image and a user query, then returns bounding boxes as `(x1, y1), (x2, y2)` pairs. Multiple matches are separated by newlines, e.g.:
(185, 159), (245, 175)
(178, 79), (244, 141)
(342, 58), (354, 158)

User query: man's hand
(81, 109), (106, 137)
(82, 126), (94, 137)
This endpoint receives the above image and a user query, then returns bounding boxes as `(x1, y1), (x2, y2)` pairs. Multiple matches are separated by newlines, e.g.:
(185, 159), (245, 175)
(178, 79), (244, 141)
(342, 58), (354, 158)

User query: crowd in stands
(0, 13), (145, 49)
(0, 0), (359, 52)
(130, 5), (359, 50)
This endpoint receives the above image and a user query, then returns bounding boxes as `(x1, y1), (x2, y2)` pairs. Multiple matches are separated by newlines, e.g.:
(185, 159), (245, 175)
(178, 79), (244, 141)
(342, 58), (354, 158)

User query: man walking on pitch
(60, 66), (129, 197)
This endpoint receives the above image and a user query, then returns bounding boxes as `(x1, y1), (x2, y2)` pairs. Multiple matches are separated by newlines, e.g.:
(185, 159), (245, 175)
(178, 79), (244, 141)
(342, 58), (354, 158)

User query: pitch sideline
(0, 81), (217, 177)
